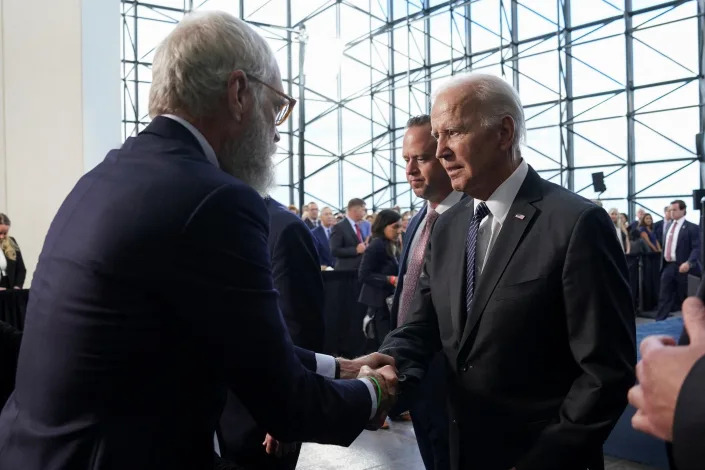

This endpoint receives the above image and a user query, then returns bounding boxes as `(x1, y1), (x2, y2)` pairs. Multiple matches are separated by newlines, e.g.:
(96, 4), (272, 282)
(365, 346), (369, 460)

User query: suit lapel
(458, 169), (543, 351)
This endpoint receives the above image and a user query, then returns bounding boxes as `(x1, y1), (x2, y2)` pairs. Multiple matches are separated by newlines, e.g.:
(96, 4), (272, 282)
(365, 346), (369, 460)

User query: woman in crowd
(609, 208), (630, 254)
(638, 212), (661, 252)
(0, 214), (26, 290)
(358, 209), (402, 349)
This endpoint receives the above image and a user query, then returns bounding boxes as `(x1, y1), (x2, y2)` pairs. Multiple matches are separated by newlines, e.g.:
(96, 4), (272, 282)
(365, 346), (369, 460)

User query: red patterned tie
(397, 209), (439, 326)
(355, 223), (363, 243)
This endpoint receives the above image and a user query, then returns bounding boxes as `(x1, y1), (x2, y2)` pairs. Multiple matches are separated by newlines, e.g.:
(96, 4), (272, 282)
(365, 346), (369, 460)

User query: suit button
(461, 365), (468, 372)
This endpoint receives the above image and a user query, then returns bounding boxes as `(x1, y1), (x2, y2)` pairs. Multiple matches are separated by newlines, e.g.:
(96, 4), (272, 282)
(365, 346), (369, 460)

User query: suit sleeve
(330, 225), (358, 259)
(179, 184), (370, 446)
(379, 230), (442, 392)
(516, 206), (636, 470)
(11, 238), (26, 288)
(272, 222), (325, 352)
(687, 223), (700, 269)
(673, 354), (705, 470)
(358, 240), (393, 289)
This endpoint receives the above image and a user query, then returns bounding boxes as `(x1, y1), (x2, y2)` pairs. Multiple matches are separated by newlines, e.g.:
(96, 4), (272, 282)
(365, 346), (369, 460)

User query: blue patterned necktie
(465, 202), (490, 321)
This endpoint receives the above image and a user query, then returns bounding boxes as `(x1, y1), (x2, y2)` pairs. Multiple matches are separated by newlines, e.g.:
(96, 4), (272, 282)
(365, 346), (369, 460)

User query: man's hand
(356, 243), (366, 254)
(679, 262), (690, 274)
(262, 433), (298, 457)
(337, 352), (396, 379)
(628, 296), (705, 441)
(358, 364), (397, 430)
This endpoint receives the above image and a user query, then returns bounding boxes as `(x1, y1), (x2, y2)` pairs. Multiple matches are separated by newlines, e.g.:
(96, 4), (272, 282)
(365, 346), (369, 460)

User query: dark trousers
(655, 262), (688, 321)
(409, 353), (451, 470)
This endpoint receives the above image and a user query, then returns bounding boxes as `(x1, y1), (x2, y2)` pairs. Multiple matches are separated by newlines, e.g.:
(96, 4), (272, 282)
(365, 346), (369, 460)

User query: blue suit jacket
(0, 117), (370, 470)
(311, 225), (335, 267)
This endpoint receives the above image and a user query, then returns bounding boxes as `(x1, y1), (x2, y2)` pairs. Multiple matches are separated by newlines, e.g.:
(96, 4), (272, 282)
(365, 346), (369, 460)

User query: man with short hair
(388, 114), (462, 470)
(654, 205), (672, 248)
(381, 73), (635, 470)
(655, 200), (701, 321)
(629, 207), (646, 233)
(0, 11), (397, 470)
(330, 198), (368, 271)
(312, 207), (335, 268)
(304, 202), (320, 230)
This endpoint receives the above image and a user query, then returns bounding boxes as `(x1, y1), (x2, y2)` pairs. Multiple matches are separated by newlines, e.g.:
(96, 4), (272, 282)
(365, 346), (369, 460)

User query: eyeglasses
(246, 74), (297, 126)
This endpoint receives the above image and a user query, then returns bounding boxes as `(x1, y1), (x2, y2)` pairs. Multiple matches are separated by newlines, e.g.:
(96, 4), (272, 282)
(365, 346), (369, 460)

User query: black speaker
(692, 189), (705, 210)
(591, 172), (606, 193)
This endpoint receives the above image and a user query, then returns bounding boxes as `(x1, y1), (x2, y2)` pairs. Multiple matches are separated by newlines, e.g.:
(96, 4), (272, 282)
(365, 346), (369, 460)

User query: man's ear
(227, 70), (250, 123)
(498, 115), (516, 152)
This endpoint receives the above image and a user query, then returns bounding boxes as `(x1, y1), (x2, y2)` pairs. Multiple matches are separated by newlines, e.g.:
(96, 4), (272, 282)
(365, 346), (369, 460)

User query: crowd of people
(0, 9), (705, 470)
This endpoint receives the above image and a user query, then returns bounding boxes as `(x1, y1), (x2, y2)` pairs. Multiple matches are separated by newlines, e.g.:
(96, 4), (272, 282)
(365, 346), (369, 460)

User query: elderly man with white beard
(0, 11), (397, 470)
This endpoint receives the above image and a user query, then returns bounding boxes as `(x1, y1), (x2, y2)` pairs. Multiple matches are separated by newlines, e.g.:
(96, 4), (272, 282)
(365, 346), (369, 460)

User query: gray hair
(149, 10), (277, 119)
(433, 73), (525, 153)
(406, 115), (431, 128)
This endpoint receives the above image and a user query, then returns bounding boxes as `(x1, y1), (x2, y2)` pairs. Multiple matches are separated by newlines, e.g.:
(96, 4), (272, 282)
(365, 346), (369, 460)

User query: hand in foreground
(337, 352), (396, 379)
(679, 262), (691, 274)
(262, 433), (298, 458)
(358, 364), (397, 430)
(356, 243), (366, 254)
(628, 296), (705, 441)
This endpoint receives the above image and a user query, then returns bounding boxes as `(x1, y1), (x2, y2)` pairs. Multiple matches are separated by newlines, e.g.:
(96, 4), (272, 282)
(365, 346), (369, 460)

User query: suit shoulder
(538, 178), (598, 217)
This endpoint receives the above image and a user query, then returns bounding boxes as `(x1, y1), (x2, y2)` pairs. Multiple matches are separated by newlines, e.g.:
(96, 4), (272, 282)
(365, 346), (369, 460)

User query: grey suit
(381, 167), (636, 470)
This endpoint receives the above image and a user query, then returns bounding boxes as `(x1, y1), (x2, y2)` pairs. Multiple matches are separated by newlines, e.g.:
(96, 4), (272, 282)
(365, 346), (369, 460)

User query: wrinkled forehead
(431, 86), (480, 126)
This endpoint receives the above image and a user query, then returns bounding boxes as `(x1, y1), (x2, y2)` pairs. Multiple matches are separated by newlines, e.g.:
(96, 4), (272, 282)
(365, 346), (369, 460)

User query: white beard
(219, 104), (277, 195)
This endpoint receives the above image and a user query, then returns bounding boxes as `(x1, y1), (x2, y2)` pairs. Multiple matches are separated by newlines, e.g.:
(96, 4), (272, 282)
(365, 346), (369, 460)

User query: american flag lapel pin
(515, 213), (525, 220)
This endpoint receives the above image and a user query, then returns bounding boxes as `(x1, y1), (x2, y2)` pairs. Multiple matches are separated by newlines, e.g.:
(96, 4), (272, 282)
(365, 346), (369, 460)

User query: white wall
(0, 0), (121, 285)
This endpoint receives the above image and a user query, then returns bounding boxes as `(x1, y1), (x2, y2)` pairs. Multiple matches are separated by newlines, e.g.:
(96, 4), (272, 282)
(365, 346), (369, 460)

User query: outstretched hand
(628, 296), (705, 441)
(337, 352), (396, 379)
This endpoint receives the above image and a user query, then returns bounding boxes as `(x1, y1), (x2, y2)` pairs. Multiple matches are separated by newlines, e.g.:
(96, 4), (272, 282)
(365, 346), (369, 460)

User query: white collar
(161, 114), (220, 169)
(346, 215), (359, 229)
(473, 159), (529, 224)
(428, 191), (463, 215)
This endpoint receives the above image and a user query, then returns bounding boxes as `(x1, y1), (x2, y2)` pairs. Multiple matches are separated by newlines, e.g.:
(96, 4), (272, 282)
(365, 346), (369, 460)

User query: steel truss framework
(121, 0), (705, 220)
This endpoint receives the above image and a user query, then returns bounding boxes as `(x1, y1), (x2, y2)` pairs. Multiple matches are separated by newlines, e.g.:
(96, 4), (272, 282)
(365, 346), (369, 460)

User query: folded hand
(358, 364), (398, 430)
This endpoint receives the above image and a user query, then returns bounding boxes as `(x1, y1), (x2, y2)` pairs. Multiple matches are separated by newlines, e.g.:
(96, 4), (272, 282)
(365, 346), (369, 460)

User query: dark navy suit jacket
(664, 219), (701, 275)
(358, 238), (399, 308)
(311, 225), (335, 267)
(0, 117), (371, 470)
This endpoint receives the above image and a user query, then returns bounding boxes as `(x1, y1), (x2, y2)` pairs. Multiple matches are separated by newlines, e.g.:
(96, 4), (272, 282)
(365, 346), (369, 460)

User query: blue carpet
(604, 317), (684, 469)
(636, 317), (683, 361)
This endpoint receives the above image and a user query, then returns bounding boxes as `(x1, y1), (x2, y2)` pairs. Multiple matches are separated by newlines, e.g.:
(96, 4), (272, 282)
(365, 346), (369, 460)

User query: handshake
(337, 352), (398, 430)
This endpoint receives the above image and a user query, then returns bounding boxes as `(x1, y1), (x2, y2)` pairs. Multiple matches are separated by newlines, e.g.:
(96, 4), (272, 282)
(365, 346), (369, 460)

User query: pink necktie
(665, 221), (677, 262)
(397, 209), (439, 326)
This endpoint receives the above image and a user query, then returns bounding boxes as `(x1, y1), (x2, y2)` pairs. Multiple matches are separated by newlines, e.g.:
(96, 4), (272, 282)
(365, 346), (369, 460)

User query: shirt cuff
(359, 378), (378, 420)
(315, 353), (336, 378)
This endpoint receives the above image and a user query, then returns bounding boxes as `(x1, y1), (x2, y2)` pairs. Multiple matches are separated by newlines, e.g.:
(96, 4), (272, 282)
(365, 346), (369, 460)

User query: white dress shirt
(665, 217), (685, 262)
(0, 249), (7, 278)
(474, 159), (529, 275)
(407, 191), (464, 259)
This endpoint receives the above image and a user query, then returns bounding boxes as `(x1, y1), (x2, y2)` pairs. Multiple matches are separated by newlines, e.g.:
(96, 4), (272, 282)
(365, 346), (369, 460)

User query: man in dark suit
(629, 207), (646, 233)
(380, 73), (636, 470)
(312, 206), (335, 268)
(330, 198), (367, 270)
(655, 200), (701, 321)
(0, 12), (397, 470)
(387, 115), (461, 470)
(304, 202), (320, 230)
(653, 205), (672, 248)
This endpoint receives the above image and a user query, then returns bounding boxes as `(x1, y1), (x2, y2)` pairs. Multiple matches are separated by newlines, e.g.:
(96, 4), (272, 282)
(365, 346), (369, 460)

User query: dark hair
(638, 213), (654, 229)
(406, 115), (430, 128)
(0, 214), (10, 226)
(371, 209), (402, 258)
(347, 198), (366, 210)
(671, 199), (686, 211)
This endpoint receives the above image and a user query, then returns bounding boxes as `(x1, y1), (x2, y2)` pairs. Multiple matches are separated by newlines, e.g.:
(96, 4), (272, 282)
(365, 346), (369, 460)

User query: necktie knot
(474, 202), (490, 220)
(426, 208), (439, 224)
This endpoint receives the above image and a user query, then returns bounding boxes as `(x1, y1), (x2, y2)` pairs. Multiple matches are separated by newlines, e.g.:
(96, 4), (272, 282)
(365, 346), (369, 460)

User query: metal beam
(625, 0), (637, 220)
